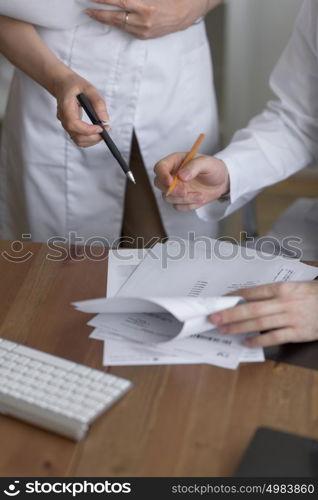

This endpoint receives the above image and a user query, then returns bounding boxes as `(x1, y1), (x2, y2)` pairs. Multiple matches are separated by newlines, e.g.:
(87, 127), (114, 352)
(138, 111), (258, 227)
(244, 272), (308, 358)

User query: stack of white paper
(73, 239), (318, 370)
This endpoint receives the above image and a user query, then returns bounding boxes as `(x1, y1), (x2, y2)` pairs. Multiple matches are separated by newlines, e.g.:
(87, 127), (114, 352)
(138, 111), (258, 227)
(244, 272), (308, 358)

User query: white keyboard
(0, 338), (132, 440)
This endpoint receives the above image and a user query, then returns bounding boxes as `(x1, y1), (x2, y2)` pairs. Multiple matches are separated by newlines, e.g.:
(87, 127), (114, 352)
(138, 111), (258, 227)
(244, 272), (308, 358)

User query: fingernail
(97, 126), (103, 133)
(210, 313), (221, 324)
(85, 9), (94, 17)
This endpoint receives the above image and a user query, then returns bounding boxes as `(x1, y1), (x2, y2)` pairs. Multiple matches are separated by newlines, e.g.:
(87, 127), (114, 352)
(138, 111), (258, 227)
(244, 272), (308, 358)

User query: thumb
(178, 156), (228, 188)
(177, 159), (206, 182)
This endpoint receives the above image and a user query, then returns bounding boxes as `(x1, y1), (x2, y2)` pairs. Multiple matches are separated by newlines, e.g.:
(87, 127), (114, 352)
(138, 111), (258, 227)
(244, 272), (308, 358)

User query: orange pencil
(167, 133), (205, 194)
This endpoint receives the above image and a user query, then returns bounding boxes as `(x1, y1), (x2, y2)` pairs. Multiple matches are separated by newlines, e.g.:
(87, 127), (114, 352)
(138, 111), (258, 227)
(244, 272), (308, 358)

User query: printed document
(74, 240), (317, 369)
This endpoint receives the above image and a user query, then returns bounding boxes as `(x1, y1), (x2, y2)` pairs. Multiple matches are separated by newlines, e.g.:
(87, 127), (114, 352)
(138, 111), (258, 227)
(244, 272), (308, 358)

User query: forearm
(0, 15), (73, 97)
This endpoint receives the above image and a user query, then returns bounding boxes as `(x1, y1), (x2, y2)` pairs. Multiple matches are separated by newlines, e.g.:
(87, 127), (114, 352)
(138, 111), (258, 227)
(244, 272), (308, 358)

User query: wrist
(45, 62), (74, 98)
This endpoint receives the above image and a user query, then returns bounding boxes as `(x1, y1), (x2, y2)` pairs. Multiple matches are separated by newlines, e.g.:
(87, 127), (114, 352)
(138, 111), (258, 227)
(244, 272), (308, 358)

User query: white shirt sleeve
(198, 0), (318, 222)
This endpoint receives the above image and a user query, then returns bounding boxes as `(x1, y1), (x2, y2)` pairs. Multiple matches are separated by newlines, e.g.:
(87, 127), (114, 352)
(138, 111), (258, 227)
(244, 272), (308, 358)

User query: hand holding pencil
(154, 136), (230, 212)
(167, 133), (205, 194)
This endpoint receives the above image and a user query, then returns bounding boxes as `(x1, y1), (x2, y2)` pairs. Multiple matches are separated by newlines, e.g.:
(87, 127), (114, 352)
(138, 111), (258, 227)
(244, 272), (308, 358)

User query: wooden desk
(0, 240), (318, 477)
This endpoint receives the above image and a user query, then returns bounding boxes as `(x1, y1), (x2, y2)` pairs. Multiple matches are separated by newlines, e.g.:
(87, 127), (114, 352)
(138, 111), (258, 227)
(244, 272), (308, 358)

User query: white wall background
(222, 0), (303, 142)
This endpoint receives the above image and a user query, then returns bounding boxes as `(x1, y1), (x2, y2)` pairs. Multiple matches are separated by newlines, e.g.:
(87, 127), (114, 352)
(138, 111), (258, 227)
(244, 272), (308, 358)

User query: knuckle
(115, 11), (124, 25)
(219, 312), (228, 324)
(143, 18), (153, 29)
(138, 31), (151, 40)
(250, 302), (263, 316)
(144, 4), (156, 18)
(256, 317), (267, 330)
(72, 136), (82, 147)
(64, 119), (74, 132)
(60, 97), (71, 110)
(270, 331), (281, 344)
(290, 311), (301, 328)
(159, 160), (169, 170)
(276, 282), (292, 296)
(118, 0), (129, 9)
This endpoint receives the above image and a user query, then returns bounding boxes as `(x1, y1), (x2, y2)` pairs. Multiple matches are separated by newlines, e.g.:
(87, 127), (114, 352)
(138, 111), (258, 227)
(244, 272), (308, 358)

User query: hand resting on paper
(209, 281), (318, 348)
(154, 153), (229, 211)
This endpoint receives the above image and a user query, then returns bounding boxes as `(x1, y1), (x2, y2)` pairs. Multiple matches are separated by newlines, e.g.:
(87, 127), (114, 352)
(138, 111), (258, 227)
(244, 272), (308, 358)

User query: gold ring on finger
(124, 11), (130, 26)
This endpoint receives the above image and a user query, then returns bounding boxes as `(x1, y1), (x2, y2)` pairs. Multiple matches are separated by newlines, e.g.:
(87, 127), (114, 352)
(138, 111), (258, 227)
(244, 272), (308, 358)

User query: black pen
(77, 93), (136, 184)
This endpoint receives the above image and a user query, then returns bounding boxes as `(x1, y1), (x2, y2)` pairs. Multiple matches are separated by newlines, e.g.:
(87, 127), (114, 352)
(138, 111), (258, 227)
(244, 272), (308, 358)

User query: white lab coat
(0, 0), (219, 243)
(199, 0), (318, 223)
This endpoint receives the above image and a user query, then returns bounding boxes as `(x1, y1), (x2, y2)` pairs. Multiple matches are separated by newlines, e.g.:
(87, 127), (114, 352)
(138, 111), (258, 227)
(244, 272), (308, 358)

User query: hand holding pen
(55, 74), (134, 181)
(77, 93), (135, 183)
(154, 138), (229, 211)
(54, 73), (110, 147)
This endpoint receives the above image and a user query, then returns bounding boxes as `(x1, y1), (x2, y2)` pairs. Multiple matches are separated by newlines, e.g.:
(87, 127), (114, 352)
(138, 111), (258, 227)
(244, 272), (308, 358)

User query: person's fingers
(163, 192), (205, 205)
(209, 299), (284, 326)
(228, 287), (275, 300)
(89, 0), (136, 10)
(86, 9), (156, 40)
(165, 181), (192, 198)
(244, 328), (294, 348)
(86, 9), (133, 27)
(58, 95), (103, 136)
(85, 87), (109, 123)
(60, 93), (109, 140)
(70, 133), (103, 147)
(155, 178), (191, 200)
(219, 313), (290, 335)
(173, 203), (205, 212)
(177, 156), (215, 183)
(154, 153), (187, 190)
(228, 282), (293, 302)
(66, 119), (103, 136)
(153, 176), (168, 192)
(86, 0), (155, 34)
(163, 182), (189, 202)
(58, 105), (101, 135)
